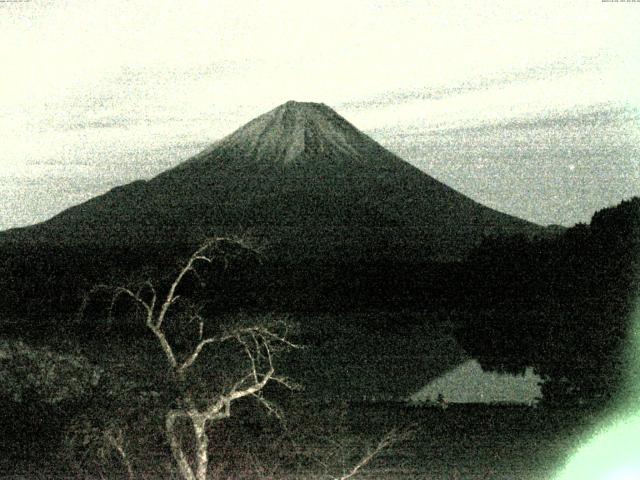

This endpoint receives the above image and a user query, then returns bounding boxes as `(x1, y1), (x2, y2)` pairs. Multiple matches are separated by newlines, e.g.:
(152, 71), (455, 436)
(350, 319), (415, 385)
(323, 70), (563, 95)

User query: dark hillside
(456, 197), (640, 406)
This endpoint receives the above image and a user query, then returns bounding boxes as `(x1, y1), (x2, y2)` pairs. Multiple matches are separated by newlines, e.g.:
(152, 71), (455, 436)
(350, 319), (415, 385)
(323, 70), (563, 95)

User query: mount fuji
(1, 101), (542, 262)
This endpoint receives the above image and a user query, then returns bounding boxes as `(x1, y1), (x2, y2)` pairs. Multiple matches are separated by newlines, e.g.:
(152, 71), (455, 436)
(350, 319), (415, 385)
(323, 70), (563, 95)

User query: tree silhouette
(456, 197), (640, 406)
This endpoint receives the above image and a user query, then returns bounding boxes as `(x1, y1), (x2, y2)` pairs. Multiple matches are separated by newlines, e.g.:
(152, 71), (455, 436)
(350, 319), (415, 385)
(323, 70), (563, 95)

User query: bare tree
(281, 398), (414, 480)
(316, 426), (411, 480)
(330, 429), (404, 480)
(84, 237), (298, 480)
(80, 237), (408, 480)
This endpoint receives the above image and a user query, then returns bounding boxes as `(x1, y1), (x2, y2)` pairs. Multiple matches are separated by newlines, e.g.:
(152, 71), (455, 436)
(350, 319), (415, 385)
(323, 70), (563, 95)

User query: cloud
(340, 56), (606, 110)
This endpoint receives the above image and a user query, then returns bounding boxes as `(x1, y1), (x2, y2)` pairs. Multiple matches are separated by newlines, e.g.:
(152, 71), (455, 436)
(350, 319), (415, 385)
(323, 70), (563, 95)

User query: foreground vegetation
(1, 377), (605, 480)
(0, 197), (637, 478)
(0, 239), (410, 480)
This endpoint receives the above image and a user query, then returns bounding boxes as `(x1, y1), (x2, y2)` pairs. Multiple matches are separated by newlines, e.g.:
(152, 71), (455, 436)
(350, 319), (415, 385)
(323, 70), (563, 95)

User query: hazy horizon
(1, 1), (639, 230)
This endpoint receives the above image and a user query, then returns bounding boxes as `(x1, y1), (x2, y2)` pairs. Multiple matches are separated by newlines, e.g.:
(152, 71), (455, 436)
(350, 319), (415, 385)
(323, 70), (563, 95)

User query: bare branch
(156, 238), (218, 329)
(149, 324), (178, 369)
(250, 392), (284, 420)
(227, 366), (275, 402)
(334, 431), (394, 480)
(333, 429), (412, 480)
(255, 324), (301, 350)
(104, 429), (135, 480)
(201, 396), (229, 422)
(178, 321), (298, 374)
(183, 301), (205, 326)
(178, 336), (221, 372)
(113, 286), (152, 319)
(192, 255), (213, 264)
(270, 374), (303, 391)
(238, 334), (259, 383)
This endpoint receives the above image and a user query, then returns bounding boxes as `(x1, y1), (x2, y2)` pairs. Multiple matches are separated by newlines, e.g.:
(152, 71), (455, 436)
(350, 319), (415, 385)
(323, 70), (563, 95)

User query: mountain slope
(1, 101), (541, 262)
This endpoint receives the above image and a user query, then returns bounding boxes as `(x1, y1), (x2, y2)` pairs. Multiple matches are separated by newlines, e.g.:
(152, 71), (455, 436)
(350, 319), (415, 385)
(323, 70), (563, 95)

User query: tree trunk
(166, 410), (196, 480)
(192, 415), (209, 480)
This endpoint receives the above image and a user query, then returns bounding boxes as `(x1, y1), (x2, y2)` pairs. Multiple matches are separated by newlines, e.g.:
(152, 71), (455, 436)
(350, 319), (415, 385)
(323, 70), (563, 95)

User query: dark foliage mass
(0, 244), (467, 322)
(0, 200), (637, 407)
(456, 197), (640, 406)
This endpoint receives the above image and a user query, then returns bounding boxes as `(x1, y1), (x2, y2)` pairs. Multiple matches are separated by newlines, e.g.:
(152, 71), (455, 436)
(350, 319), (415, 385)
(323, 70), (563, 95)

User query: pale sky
(1, 0), (639, 229)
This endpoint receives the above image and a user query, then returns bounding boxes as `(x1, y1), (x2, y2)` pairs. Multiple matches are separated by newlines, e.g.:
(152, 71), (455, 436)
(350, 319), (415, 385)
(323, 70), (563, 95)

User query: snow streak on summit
(175, 100), (400, 174)
(210, 101), (366, 165)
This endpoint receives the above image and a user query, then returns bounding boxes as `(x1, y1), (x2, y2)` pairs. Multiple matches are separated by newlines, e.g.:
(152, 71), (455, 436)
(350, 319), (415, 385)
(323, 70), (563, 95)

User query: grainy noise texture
(0, 2), (638, 480)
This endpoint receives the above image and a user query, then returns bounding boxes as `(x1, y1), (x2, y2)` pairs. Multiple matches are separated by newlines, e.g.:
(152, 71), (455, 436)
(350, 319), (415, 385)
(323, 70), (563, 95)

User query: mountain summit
(174, 100), (410, 174)
(1, 101), (541, 261)
(193, 100), (369, 166)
